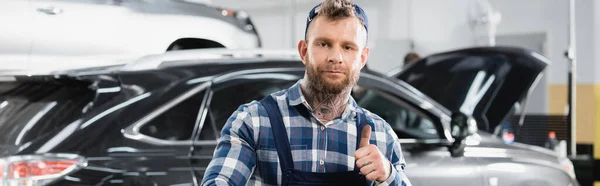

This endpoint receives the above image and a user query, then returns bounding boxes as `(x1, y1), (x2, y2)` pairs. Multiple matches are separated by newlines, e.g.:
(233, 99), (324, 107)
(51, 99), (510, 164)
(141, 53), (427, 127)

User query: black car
(0, 47), (576, 186)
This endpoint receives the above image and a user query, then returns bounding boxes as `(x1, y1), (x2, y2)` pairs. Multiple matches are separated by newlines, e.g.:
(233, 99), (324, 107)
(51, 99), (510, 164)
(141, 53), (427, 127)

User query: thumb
(359, 125), (372, 147)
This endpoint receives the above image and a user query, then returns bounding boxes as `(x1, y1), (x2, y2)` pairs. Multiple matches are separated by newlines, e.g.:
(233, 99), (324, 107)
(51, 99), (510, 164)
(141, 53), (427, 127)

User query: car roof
(0, 48), (451, 114)
(0, 48), (455, 142)
(0, 48), (449, 106)
(121, 48), (301, 71)
(0, 49), (300, 78)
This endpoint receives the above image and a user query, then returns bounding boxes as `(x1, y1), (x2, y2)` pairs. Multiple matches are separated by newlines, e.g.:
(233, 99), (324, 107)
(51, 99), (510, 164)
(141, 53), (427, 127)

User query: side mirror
(448, 112), (478, 157)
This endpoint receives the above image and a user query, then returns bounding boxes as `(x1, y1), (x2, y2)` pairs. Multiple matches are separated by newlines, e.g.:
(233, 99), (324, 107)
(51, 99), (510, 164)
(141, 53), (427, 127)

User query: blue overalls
(260, 96), (374, 186)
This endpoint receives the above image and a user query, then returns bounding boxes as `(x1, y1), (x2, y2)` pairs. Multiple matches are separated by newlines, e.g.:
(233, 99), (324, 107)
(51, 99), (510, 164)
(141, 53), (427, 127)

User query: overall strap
(259, 95), (294, 171)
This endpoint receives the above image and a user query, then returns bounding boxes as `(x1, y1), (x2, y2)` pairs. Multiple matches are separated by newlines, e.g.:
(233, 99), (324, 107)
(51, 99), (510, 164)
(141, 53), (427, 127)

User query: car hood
(421, 132), (577, 181)
(465, 132), (562, 165)
(388, 46), (550, 132)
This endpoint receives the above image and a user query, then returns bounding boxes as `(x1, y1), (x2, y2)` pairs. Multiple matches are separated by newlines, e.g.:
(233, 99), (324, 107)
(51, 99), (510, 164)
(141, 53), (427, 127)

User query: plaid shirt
(201, 80), (411, 186)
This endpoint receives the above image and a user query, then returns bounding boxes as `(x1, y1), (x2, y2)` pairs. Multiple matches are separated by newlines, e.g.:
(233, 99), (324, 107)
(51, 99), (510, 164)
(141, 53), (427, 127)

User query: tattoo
(301, 81), (350, 124)
(319, 107), (332, 114)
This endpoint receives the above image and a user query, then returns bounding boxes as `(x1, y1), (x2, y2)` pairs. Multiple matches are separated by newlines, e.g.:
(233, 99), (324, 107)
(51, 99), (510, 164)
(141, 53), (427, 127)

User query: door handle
(36, 7), (63, 15)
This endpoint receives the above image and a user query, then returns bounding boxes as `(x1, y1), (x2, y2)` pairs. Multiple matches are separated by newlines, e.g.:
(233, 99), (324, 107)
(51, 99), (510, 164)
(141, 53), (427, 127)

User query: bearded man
(201, 1), (411, 185)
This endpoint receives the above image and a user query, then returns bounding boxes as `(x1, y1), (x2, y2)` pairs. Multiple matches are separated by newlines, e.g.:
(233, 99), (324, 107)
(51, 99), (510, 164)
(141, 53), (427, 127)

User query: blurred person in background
(545, 131), (560, 151)
(403, 52), (421, 67)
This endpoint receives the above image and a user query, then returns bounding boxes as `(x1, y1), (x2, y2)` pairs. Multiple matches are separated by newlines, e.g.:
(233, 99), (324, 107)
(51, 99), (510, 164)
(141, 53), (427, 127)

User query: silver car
(0, 0), (261, 69)
(377, 47), (579, 186)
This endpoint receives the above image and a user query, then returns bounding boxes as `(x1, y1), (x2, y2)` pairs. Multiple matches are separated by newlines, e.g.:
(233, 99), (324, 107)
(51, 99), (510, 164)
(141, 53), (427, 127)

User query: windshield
(0, 81), (96, 146)
(353, 87), (439, 140)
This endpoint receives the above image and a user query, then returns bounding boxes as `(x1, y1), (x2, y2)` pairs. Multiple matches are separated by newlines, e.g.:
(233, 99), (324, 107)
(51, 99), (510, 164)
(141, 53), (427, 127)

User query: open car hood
(388, 46), (549, 132)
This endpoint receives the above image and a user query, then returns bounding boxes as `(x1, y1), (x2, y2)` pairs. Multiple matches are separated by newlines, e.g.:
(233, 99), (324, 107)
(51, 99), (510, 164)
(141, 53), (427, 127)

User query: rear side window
(139, 89), (207, 141)
(0, 81), (96, 146)
(200, 75), (298, 140)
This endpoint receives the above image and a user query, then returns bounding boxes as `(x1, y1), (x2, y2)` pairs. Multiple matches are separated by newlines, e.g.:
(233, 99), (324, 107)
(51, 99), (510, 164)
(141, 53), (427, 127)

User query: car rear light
(0, 160), (4, 180)
(0, 154), (86, 186)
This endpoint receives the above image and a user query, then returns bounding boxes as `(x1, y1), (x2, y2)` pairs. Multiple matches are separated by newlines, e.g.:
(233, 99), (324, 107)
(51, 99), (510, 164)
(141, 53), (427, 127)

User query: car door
(0, 0), (35, 66)
(190, 69), (302, 181)
(119, 83), (213, 186)
(353, 75), (486, 186)
(29, 0), (144, 58)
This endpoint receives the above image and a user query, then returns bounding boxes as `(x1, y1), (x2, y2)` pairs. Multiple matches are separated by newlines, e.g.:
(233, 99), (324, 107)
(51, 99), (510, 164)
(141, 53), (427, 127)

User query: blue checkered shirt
(201, 80), (411, 186)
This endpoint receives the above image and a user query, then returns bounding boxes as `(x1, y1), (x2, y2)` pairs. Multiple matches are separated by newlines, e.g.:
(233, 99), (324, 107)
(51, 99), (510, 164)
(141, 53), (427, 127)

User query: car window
(139, 90), (206, 141)
(199, 76), (298, 140)
(352, 86), (439, 139)
(0, 81), (97, 146)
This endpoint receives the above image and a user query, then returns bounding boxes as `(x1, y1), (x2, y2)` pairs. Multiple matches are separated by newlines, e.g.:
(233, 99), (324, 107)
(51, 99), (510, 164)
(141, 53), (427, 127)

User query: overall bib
(260, 96), (374, 186)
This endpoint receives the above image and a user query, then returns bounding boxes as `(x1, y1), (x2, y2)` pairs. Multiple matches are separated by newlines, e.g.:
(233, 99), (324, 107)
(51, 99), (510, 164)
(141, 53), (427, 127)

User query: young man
(201, 0), (411, 185)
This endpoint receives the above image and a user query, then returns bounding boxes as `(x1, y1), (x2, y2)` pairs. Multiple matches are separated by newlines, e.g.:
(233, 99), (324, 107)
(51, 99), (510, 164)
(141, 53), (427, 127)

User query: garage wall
(489, 0), (598, 144)
(237, 0), (409, 73)
(218, 0), (584, 83)
(212, 0), (598, 143)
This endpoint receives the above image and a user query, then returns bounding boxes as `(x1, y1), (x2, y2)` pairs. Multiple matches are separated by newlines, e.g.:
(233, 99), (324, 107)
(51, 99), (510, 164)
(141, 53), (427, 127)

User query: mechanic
(201, 0), (411, 185)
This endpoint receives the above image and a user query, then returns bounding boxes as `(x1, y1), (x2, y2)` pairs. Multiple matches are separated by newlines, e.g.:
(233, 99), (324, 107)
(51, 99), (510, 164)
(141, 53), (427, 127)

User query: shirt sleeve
(369, 113), (413, 186)
(201, 104), (258, 186)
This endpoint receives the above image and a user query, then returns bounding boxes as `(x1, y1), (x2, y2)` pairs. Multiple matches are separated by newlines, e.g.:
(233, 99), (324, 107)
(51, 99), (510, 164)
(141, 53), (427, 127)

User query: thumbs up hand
(354, 125), (392, 182)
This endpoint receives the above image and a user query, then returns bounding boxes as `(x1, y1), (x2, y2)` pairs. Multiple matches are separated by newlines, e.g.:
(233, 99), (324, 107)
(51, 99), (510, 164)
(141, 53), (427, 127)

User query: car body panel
(402, 146), (486, 186)
(30, 0), (144, 57)
(0, 73), (197, 185)
(0, 0), (261, 69)
(0, 0), (35, 64)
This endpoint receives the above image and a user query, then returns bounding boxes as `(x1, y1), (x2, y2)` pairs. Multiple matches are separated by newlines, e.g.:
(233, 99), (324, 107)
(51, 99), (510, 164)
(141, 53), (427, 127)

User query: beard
(305, 57), (360, 95)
